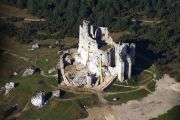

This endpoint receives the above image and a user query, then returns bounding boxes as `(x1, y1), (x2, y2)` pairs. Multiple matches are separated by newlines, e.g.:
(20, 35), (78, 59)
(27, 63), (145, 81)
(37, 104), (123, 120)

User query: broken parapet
(31, 91), (46, 108)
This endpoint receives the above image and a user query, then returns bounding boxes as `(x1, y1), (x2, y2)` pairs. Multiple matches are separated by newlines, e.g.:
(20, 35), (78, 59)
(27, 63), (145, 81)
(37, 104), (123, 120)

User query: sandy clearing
(82, 75), (180, 120)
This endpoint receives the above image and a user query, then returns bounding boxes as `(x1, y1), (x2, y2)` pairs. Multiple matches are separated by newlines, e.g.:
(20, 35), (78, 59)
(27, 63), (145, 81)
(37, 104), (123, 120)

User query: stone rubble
(73, 73), (87, 87)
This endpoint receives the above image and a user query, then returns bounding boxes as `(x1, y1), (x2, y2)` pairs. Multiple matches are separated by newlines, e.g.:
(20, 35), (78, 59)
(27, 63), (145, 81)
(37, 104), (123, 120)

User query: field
(0, 73), (99, 120)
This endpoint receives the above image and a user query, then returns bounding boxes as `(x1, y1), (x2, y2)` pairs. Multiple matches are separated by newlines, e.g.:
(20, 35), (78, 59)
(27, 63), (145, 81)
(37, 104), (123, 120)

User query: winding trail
(132, 19), (161, 24)
(1, 48), (30, 62)
(105, 69), (156, 95)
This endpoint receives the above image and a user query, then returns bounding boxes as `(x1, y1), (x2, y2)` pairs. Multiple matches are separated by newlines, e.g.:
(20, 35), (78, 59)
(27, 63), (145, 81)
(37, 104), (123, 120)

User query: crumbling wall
(61, 20), (136, 86)
(130, 43), (136, 65)
(115, 44), (125, 81)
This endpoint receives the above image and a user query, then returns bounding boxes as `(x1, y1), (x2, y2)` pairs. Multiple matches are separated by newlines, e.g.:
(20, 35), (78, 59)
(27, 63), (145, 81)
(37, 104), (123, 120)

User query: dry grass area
(60, 37), (78, 50)
(110, 31), (131, 42)
(0, 4), (37, 19)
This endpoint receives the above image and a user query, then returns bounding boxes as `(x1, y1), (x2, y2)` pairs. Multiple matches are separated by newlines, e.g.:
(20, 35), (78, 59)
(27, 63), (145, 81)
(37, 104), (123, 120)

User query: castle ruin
(59, 20), (135, 90)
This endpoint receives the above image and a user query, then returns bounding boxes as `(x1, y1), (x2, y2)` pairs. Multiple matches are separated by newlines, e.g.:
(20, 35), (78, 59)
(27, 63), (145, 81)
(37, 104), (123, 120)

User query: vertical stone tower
(77, 20), (135, 82)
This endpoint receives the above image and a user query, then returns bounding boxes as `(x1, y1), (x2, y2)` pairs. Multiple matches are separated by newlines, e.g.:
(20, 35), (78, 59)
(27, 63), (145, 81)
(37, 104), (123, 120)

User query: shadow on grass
(44, 92), (52, 103)
(3, 104), (18, 118)
(124, 38), (158, 79)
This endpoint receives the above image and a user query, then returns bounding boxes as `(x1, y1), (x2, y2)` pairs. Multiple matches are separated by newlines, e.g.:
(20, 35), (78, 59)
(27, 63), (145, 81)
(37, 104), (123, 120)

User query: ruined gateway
(58, 20), (135, 90)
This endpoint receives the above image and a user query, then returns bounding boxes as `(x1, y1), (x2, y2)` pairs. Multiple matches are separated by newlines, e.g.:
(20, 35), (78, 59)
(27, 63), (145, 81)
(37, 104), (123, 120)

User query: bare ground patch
(81, 75), (180, 120)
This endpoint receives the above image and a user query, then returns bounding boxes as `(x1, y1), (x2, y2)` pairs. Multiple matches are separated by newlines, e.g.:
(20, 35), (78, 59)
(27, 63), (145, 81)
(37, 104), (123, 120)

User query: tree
(16, 0), (28, 8)
(27, 0), (36, 14)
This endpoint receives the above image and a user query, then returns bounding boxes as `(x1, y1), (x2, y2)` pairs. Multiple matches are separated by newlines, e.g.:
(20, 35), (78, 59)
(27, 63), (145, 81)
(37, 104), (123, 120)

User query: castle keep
(59, 20), (135, 90)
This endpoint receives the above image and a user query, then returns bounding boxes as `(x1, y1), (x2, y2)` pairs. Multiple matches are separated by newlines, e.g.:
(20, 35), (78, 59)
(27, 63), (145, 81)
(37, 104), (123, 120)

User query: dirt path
(81, 75), (180, 120)
(105, 69), (156, 95)
(11, 99), (31, 119)
(1, 48), (30, 62)
(0, 4), (46, 22)
(4, 50), (30, 62)
(80, 93), (117, 120)
(132, 19), (161, 24)
(24, 18), (45, 22)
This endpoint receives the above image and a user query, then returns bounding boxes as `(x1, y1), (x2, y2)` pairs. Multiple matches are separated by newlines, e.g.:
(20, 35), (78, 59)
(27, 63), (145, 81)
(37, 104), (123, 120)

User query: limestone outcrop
(5, 82), (15, 95)
(31, 91), (46, 108)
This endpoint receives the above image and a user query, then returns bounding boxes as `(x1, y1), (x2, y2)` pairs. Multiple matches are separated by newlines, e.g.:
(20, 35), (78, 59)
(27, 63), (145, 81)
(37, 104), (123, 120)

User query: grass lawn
(147, 80), (156, 92)
(19, 100), (88, 120)
(150, 105), (180, 120)
(0, 74), (98, 120)
(104, 89), (149, 104)
(128, 70), (154, 86)
(0, 54), (30, 79)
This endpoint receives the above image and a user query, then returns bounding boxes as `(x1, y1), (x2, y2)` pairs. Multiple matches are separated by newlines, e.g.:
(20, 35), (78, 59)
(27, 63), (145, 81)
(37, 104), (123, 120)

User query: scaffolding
(86, 46), (90, 66)
(99, 53), (103, 83)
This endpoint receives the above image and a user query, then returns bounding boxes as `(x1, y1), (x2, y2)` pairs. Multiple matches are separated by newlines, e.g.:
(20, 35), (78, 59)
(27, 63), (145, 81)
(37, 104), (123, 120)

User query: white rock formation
(13, 72), (18, 76)
(5, 82), (15, 95)
(31, 91), (46, 108)
(22, 66), (35, 77)
(31, 43), (39, 50)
